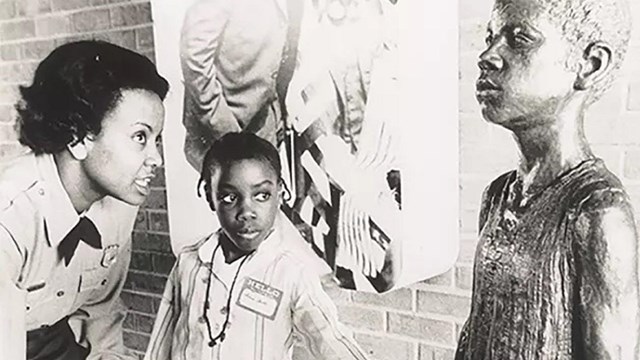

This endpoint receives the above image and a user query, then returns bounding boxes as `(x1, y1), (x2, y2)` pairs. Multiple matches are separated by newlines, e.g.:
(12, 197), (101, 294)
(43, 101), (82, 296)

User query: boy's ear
(279, 178), (291, 203)
(574, 42), (612, 91)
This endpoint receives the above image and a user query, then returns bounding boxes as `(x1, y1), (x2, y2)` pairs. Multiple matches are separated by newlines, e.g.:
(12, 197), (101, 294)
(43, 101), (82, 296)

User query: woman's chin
(112, 192), (147, 207)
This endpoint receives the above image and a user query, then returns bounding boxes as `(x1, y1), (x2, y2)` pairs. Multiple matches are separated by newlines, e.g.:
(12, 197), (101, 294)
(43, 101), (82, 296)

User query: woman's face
(82, 89), (165, 206)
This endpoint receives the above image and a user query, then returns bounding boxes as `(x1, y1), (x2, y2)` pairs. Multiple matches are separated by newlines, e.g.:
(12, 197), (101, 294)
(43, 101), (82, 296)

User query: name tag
(236, 278), (283, 320)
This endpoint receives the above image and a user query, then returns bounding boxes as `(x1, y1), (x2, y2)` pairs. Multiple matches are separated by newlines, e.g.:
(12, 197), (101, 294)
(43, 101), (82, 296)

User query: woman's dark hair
(16, 40), (169, 154)
(197, 132), (282, 212)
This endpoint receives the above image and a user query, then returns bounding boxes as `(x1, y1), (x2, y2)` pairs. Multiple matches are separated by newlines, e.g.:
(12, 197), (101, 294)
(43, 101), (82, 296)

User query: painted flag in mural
(279, 13), (402, 292)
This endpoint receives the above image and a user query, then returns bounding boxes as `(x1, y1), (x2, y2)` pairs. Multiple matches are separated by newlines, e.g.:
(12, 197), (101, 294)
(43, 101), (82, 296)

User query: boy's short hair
(497, 0), (631, 103)
(197, 132), (282, 211)
(16, 40), (169, 154)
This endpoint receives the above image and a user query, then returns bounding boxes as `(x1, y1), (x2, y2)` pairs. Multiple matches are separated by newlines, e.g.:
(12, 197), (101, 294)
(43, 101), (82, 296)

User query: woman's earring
(68, 139), (88, 160)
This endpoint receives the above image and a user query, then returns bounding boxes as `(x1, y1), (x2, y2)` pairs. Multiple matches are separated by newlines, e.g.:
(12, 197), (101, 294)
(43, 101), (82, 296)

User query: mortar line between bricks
(0, 23), (151, 47)
(121, 290), (164, 299)
(122, 328), (151, 336)
(412, 283), (461, 293)
(408, 311), (468, 325)
(384, 308), (466, 325)
(411, 288), (417, 312)
(131, 249), (174, 256)
(126, 309), (158, 318)
(128, 269), (169, 277)
(412, 285), (471, 298)
(122, 287), (164, 295)
(354, 328), (451, 348)
(412, 342), (419, 360)
(137, 230), (170, 236)
(345, 301), (413, 313)
(0, 0), (153, 24)
(145, 208), (168, 213)
(416, 340), (456, 351)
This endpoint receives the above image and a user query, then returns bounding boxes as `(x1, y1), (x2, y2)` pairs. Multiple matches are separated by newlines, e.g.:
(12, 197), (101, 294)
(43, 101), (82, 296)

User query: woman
(456, 0), (639, 358)
(0, 40), (168, 360)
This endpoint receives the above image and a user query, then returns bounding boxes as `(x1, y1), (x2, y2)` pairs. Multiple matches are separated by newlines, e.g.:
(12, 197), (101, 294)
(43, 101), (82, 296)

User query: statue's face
(476, 0), (577, 131)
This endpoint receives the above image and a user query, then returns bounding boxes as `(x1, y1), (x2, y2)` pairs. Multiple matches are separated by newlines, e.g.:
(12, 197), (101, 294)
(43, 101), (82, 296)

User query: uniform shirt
(0, 152), (138, 360)
(180, 0), (289, 169)
(144, 214), (368, 360)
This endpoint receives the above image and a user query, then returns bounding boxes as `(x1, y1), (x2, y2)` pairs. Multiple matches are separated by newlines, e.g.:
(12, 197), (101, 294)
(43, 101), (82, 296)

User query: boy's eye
(255, 192), (271, 202)
(220, 194), (237, 204)
(133, 132), (147, 145)
(510, 29), (534, 48)
(483, 27), (496, 46)
(485, 33), (493, 46)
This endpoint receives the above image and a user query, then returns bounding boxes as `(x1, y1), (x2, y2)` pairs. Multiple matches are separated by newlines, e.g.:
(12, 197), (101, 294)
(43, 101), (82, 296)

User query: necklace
(202, 241), (253, 347)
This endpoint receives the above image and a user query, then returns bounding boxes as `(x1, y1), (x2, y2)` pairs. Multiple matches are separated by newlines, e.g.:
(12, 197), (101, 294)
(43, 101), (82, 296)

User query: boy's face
(476, 0), (578, 130)
(211, 159), (281, 253)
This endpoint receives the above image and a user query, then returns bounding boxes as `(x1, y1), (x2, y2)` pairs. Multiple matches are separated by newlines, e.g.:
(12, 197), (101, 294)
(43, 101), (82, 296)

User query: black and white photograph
(4, 0), (640, 359)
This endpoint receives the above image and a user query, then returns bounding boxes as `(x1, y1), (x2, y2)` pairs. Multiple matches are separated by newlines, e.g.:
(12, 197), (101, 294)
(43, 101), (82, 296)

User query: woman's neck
(53, 152), (103, 214)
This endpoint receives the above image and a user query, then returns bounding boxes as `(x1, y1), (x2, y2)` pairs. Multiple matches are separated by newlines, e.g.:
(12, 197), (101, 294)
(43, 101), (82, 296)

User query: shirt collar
(273, 0), (287, 19)
(197, 213), (288, 265)
(36, 154), (81, 248)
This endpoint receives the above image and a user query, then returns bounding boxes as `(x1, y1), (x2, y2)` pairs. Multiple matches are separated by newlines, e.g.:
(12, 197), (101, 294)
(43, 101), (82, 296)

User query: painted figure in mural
(144, 132), (369, 360)
(283, 0), (403, 293)
(179, 0), (300, 171)
(0, 41), (168, 360)
(455, 0), (639, 358)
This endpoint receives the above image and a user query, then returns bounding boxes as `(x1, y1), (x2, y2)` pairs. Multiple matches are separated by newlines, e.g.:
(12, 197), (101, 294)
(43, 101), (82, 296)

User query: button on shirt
(0, 152), (138, 360)
(144, 214), (367, 360)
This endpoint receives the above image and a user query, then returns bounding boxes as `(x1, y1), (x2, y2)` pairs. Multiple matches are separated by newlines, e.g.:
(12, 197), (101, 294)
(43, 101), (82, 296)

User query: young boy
(145, 132), (369, 360)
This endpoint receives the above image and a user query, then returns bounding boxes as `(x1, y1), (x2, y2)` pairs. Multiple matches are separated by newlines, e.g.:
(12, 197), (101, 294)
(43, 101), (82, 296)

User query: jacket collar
(198, 212), (331, 277)
(198, 214), (286, 266)
(274, 0), (288, 19)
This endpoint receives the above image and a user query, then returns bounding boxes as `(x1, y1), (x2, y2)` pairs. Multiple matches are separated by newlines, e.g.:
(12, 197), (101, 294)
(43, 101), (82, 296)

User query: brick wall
(0, 0), (173, 359)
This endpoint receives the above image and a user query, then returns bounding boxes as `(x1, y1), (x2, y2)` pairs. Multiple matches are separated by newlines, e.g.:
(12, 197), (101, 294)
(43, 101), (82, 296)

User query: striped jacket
(144, 215), (368, 360)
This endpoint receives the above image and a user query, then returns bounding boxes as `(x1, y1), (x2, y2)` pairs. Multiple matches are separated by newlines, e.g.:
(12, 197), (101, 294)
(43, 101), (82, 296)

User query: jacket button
(38, 189), (45, 196)
(56, 290), (64, 297)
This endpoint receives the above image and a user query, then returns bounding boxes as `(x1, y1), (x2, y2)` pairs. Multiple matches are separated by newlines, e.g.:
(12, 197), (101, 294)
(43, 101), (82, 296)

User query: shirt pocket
(77, 243), (121, 290)
(79, 267), (112, 292)
(26, 281), (77, 328)
(25, 281), (51, 313)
